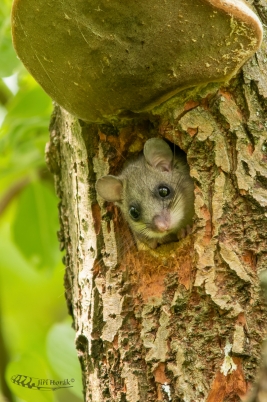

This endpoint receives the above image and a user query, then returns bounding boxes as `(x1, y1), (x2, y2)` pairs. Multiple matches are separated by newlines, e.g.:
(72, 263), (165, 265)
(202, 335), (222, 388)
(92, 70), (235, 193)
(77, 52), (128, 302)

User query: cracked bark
(45, 18), (267, 402)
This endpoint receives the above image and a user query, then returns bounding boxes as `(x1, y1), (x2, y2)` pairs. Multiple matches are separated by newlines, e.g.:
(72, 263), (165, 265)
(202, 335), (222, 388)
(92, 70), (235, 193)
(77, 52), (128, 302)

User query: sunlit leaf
(0, 4), (21, 76)
(5, 353), (55, 402)
(12, 181), (60, 270)
(46, 322), (83, 399)
(0, 77), (13, 105)
(0, 83), (52, 179)
(3, 83), (52, 119)
(0, 3), (76, 402)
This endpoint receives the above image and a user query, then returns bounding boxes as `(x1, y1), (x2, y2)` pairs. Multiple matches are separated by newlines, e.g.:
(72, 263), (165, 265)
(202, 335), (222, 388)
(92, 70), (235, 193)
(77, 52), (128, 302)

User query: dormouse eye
(158, 186), (170, 198)
(129, 206), (140, 220)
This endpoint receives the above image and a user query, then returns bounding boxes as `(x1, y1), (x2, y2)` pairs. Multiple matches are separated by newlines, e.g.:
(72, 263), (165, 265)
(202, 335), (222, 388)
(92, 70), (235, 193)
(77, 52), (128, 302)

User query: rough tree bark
(45, 6), (267, 402)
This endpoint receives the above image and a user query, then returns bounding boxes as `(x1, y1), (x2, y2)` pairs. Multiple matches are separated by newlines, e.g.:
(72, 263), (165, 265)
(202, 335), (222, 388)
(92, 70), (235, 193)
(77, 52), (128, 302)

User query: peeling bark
(46, 10), (267, 402)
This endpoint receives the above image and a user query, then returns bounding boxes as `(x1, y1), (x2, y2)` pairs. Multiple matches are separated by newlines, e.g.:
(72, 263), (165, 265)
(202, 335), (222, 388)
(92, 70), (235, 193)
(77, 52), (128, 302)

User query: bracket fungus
(12, 0), (262, 122)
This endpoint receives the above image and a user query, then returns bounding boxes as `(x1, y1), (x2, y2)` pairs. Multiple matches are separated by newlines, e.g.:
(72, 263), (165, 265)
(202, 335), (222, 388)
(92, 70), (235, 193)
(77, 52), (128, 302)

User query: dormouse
(96, 138), (194, 249)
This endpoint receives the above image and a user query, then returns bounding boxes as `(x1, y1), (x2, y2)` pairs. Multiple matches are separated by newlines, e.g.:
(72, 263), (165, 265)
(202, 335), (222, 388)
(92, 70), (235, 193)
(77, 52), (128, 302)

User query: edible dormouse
(96, 138), (194, 249)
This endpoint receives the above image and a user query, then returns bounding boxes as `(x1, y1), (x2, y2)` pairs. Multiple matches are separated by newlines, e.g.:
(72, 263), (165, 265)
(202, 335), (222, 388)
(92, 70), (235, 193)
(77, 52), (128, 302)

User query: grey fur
(96, 138), (194, 249)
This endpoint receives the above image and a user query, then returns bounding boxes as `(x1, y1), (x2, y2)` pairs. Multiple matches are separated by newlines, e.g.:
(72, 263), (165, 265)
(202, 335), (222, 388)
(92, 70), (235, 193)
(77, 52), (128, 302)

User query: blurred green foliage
(0, 1), (83, 401)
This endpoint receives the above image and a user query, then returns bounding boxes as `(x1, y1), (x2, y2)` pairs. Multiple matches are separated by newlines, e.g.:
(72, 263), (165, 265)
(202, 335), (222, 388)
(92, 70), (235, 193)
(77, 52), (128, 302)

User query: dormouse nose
(153, 214), (170, 232)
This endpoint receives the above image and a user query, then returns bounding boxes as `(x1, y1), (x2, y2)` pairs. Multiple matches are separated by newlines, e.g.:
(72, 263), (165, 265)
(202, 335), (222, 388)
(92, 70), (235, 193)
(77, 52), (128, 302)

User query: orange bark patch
(247, 143), (254, 155)
(113, 334), (119, 350)
(137, 273), (166, 301)
(93, 259), (101, 276)
(91, 202), (101, 235)
(98, 131), (107, 141)
(241, 250), (256, 271)
(108, 204), (120, 225)
(184, 100), (199, 111)
(123, 249), (170, 301)
(207, 358), (247, 402)
(179, 257), (192, 290)
(156, 384), (164, 401)
(204, 220), (212, 242)
(200, 204), (211, 221)
(123, 237), (194, 302)
(197, 204), (212, 244)
(187, 127), (198, 137)
(239, 189), (248, 196)
(218, 89), (232, 101)
(154, 363), (170, 384)
(236, 312), (246, 326)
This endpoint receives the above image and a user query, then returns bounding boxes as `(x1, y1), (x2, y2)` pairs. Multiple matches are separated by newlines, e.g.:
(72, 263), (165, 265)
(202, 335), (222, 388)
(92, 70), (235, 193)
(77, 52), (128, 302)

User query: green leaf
(3, 82), (52, 119)
(5, 353), (55, 402)
(12, 181), (61, 270)
(0, 5), (21, 77)
(0, 77), (13, 105)
(46, 322), (83, 399)
(0, 83), (52, 179)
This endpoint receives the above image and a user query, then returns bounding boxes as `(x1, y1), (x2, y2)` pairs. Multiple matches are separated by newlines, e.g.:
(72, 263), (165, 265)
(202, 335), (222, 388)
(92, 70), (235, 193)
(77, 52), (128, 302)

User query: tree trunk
(45, 9), (267, 402)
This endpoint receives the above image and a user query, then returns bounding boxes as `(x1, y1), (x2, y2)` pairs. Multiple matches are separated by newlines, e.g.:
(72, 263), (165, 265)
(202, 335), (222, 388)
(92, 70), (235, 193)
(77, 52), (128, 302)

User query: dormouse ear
(96, 175), (123, 202)
(144, 138), (173, 172)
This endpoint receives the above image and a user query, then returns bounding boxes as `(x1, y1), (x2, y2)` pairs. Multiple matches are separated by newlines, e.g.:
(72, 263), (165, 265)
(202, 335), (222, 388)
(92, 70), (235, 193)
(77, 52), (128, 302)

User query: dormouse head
(96, 138), (194, 247)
